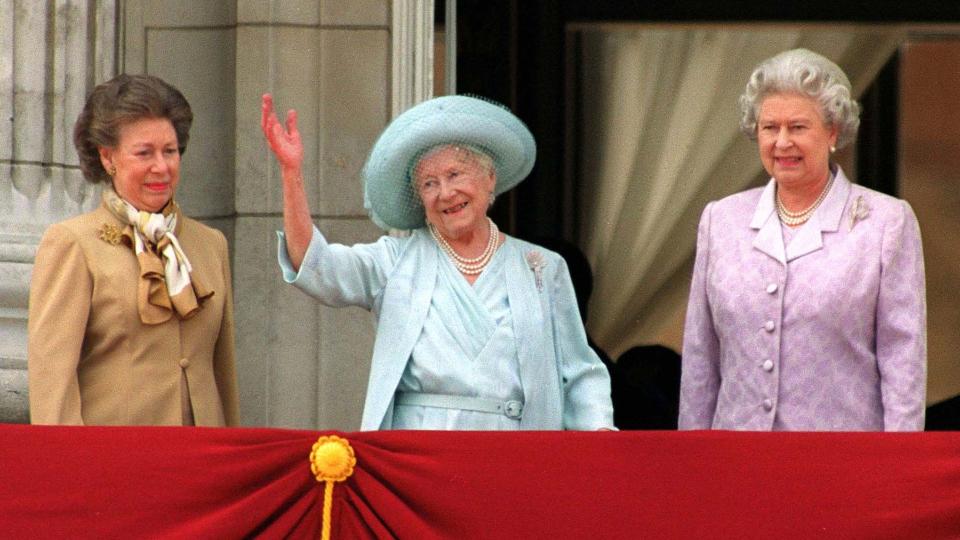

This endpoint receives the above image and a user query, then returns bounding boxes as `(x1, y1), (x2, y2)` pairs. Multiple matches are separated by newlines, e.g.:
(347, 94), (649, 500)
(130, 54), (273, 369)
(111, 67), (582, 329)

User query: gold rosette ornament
(310, 435), (356, 540)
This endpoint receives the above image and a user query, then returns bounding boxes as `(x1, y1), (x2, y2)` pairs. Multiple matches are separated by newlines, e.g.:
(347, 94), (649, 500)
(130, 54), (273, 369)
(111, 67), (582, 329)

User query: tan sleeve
(212, 230), (239, 426)
(28, 224), (91, 425)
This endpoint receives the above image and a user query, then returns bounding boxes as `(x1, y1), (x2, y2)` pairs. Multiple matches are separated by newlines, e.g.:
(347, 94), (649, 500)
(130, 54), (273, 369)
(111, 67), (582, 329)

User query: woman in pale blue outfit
(260, 93), (614, 431)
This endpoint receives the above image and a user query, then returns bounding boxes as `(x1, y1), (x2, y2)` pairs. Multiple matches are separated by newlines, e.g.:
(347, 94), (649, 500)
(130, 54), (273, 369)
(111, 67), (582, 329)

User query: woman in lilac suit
(679, 49), (926, 431)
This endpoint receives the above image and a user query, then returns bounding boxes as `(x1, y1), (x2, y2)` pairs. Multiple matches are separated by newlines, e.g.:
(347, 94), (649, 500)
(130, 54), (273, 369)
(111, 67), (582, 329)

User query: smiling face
(756, 93), (838, 190)
(414, 145), (496, 240)
(98, 117), (181, 212)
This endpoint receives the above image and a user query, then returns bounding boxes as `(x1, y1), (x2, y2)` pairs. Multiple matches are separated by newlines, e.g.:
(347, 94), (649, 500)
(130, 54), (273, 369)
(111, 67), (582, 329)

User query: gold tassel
(309, 435), (356, 540)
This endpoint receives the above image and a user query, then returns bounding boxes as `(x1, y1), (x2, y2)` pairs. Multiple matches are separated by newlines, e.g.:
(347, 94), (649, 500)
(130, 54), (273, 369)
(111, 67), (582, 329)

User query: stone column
(0, 0), (116, 423)
(234, 0), (400, 429)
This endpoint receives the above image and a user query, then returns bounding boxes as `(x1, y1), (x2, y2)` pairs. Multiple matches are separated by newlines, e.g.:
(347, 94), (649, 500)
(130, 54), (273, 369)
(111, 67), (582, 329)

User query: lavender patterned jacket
(679, 168), (926, 431)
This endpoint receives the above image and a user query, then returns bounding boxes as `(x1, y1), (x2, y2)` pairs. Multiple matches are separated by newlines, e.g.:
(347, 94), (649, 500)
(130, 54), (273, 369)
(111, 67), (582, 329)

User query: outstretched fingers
(262, 93), (299, 144)
(260, 93), (304, 170)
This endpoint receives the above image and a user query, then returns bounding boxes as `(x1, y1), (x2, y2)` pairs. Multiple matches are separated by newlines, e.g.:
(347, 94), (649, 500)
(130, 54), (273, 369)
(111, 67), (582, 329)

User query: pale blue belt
(395, 392), (524, 420)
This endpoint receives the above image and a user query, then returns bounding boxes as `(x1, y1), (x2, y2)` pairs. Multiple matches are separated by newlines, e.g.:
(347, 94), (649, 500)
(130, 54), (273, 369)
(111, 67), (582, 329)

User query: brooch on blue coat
(526, 250), (546, 292)
(849, 195), (870, 231)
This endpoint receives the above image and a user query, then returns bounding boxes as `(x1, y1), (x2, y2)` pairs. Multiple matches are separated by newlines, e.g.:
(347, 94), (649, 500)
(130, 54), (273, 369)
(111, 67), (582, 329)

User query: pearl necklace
(776, 174), (835, 226)
(429, 218), (499, 275)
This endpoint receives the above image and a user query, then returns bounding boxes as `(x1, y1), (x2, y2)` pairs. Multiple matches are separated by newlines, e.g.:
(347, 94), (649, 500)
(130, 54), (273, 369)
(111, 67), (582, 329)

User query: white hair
(739, 48), (861, 149)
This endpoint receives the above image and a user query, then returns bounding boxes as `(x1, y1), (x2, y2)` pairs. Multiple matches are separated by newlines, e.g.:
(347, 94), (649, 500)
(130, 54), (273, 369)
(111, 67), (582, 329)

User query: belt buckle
(503, 400), (523, 419)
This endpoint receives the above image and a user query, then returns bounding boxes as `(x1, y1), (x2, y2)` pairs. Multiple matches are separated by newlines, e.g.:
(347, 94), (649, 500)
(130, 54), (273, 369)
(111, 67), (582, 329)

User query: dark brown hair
(73, 74), (193, 183)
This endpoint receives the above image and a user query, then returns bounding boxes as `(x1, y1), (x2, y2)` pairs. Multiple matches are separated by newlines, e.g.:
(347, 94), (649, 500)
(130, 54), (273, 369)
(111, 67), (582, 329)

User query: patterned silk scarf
(103, 187), (212, 324)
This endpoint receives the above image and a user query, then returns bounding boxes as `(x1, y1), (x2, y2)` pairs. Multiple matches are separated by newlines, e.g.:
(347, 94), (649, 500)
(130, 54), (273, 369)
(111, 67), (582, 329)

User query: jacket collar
(750, 167), (852, 264)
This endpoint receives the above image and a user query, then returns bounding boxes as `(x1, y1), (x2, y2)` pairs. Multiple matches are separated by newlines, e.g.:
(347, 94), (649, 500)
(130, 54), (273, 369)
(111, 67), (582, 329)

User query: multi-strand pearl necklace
(429, 217), (499, 275)
(775, 174), (835, 226)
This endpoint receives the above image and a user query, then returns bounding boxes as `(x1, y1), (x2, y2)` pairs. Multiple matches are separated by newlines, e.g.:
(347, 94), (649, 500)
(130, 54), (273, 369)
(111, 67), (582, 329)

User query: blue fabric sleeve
(276, 225), (402, 310)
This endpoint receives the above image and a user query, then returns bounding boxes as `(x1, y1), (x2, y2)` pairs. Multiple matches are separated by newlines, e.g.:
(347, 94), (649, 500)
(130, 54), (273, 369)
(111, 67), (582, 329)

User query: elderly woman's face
(414, 146), (496, 240)
(757, 93), (838, 189)
(98, 117), (181, 212)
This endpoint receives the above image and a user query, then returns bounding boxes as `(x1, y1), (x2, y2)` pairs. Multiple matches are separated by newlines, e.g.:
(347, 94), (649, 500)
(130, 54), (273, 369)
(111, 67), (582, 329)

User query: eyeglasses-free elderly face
(756, 93), (838, 191)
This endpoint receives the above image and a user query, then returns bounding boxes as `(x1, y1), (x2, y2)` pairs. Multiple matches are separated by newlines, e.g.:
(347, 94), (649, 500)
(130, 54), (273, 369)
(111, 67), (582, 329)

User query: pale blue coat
(278, 227), (614, 431)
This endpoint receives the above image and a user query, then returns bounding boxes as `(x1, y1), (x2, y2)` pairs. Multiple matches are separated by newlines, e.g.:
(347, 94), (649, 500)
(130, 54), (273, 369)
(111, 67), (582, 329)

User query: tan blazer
(28, 203), (239, 426)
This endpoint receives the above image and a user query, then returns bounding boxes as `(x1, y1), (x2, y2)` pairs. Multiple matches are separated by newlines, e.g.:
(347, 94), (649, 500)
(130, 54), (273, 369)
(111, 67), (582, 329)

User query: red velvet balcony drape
(2, 426), (959, 539)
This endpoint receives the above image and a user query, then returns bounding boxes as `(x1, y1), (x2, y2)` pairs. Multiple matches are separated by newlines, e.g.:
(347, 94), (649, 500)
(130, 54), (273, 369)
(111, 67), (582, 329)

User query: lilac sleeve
(678, 203), (721, 430)
(876, 200), (927, 431)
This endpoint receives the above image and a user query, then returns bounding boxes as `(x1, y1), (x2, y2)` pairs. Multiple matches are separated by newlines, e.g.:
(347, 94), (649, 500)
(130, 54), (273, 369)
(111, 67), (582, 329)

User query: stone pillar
(0, 1), (116, 423)
(234, 0), (397, 429)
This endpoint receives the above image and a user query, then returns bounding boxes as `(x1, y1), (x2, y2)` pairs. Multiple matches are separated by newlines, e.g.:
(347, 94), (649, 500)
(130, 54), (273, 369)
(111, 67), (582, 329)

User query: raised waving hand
(260, 93), (311, 270)
(261, 93), (304, 173)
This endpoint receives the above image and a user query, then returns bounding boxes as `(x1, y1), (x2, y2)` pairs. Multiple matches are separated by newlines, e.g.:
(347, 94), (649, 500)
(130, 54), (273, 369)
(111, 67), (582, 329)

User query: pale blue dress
(393, 242), (523, 430)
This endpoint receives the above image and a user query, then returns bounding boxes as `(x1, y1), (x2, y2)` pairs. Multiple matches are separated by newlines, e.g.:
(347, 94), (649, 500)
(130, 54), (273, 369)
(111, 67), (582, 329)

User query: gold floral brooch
(97, 223), (124, 245)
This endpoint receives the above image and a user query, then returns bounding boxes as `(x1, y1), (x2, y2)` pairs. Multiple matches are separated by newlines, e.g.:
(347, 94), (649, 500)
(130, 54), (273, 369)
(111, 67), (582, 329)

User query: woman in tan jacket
(28, 74), (239, 426)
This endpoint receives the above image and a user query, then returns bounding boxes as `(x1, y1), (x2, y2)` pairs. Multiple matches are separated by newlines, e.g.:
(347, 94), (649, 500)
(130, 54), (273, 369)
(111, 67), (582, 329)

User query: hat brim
(363, 96), (536, 230)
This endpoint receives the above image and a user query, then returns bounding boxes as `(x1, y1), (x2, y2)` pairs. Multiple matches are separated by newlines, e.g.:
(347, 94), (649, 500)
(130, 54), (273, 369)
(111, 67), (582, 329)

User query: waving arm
(261, 93), (312, 271)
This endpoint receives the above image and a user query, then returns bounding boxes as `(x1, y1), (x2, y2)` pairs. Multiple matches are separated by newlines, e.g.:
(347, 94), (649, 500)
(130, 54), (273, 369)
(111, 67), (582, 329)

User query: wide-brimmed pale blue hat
(362, 95), (536, 230)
